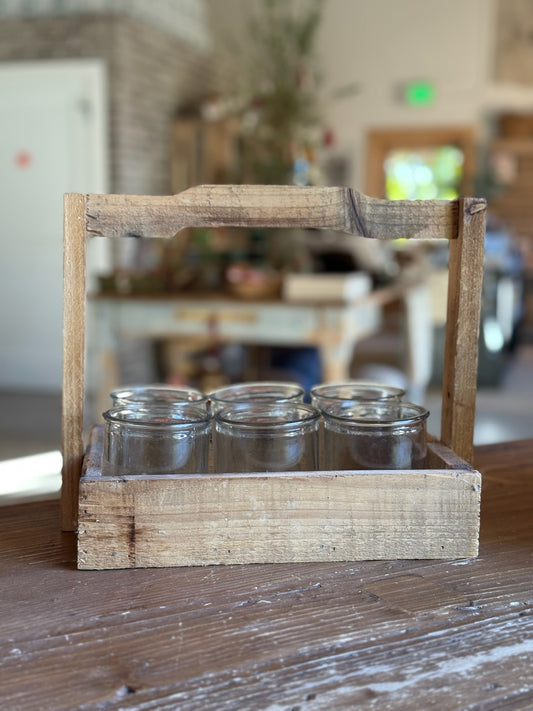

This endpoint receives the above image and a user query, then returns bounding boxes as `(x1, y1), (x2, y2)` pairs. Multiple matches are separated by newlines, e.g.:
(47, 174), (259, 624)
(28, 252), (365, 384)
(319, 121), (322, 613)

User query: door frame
(365, 126), (476, 198)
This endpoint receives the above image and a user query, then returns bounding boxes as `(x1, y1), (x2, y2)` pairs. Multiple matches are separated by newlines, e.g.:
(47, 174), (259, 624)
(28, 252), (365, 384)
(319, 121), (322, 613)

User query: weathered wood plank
(85, 185), (463, 240)
(441, 197), (486, 464)
(61, 193), (86, 531)
(78, 429), (480, 570)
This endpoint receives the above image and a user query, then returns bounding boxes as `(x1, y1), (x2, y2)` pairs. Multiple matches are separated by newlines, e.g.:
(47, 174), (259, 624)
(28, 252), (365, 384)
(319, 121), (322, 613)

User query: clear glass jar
(214, 402), (319, 473)
(209, 381), (305, 414)
(310, 380), (405, 412)
(110, 384), (209, 413)
(322, 401), (429, 470)
(102, 405), (211, 476)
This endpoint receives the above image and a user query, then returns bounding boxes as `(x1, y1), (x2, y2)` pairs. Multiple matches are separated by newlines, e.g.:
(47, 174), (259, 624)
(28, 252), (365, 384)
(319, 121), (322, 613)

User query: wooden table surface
(1, 439), (532, 710)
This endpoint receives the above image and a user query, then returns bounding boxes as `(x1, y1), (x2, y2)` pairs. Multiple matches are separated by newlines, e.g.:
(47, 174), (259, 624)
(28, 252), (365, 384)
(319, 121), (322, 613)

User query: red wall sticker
(14, 150), (33, 169)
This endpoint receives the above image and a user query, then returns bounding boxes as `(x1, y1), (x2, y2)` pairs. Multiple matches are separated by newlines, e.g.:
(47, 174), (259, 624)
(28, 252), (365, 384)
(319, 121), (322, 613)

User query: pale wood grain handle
(86, 185), (479, 241)
(62, 193), (86, 531)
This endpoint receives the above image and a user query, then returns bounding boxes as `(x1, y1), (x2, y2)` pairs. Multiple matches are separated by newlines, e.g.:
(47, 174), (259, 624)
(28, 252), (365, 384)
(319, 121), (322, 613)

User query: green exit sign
(404, 81), (435, 106)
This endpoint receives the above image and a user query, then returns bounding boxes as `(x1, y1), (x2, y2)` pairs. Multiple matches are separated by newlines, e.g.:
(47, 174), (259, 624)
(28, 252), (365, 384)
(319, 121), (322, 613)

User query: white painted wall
(4, 1), (533, 393)
(207, 0), (533, 188)
(0, 59), (108, 392)
(317, 0), (495, 187)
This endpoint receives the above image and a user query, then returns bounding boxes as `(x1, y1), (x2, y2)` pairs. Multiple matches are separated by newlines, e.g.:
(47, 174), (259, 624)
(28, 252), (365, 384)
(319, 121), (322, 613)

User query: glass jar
(209, 381), (305, 414)
(322, 401), (429, 470)
(310, 380), (405, 412)
(214, 402), (319, 473)
(102, 405), (211, 476)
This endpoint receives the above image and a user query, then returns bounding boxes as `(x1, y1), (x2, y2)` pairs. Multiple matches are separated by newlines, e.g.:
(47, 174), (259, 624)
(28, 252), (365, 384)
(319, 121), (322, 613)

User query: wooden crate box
(62, 186), (486, 569)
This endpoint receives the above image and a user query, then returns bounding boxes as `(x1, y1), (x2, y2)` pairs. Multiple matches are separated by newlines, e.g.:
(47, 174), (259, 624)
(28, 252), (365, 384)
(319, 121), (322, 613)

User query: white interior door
(0, 59), (108, 391)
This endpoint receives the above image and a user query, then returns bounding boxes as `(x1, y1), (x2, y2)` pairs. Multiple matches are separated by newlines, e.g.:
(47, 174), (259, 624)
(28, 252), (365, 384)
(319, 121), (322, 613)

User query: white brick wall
(0, 0), (211, 50)
(0, 12), (213, 194)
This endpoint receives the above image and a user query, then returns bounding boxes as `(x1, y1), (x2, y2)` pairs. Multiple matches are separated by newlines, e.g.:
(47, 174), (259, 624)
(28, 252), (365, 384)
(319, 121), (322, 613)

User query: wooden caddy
(62, 185), (486, 569)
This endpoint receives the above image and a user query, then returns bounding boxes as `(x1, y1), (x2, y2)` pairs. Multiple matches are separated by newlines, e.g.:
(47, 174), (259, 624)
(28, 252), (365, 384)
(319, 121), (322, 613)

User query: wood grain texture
(440, 198), (487, 464)
(1, 440), (531, 711)
(61, 193), (86, 531)
(77, 427), (480, 570)
(86, 185), (463, 240)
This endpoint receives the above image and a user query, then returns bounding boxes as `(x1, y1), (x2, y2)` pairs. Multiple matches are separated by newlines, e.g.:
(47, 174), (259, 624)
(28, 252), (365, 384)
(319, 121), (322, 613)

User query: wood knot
(467, 200), (487, 215)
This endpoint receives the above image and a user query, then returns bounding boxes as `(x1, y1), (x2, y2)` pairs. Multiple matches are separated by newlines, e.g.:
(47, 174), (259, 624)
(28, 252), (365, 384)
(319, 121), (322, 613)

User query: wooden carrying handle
(85, 184), (482, 241)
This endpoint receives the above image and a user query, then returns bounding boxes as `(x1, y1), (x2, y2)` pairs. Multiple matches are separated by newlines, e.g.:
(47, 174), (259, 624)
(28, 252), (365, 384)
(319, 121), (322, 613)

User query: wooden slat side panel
(62, 193), (87, 531)
(85, 186), (460, 241)
(441, 198), (487, 464)
(78, 469), (481, 569)
(82, 425), (104, 476)
(425, 441), (477, 470)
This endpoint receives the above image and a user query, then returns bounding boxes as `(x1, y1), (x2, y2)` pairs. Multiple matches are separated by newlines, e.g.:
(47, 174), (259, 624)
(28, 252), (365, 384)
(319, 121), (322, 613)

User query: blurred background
(1, 0), (533, 501)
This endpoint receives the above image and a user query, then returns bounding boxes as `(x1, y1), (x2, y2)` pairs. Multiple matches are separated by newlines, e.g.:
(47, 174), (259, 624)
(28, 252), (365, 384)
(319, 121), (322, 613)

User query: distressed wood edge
(440, 197), (487, 464)
(82, 424), (102, 477)
(425, 440), (477, 470)
(79, 468), (481, 485)
(85, 185), (466, 241)
(62, 193), (87, 531)
(77, 468), (481, 570)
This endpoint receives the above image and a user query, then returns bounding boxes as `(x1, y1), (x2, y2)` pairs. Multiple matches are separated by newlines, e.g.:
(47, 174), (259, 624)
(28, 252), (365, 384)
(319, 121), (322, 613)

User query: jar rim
(209, 380), (305, 404)
(310, 380), (405, 401)
(216, 402), (319, 430)
(110, 384), (207, 404)
(322, 401), (429, 426)
(103, 405), (211, 428)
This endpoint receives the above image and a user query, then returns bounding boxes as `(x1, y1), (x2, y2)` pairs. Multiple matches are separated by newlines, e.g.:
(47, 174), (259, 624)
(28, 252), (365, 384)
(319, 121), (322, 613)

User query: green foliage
(231, 0), (324, 184)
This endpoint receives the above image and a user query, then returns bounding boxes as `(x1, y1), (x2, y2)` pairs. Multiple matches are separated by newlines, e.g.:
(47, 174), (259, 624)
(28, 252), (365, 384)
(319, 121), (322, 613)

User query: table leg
(318, 341), (354, 383)
(87, 302), (120, 425)
(403, 282), (433, 403)
(316, 299), (386, 384)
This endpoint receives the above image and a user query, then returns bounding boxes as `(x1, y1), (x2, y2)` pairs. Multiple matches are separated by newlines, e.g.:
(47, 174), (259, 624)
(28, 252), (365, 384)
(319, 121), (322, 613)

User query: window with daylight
(366, 127), (475, 200)
(384, 145), (465, 200)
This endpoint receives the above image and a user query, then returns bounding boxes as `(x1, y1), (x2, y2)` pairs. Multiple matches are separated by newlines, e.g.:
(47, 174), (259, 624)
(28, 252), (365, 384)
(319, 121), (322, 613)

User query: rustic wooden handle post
(62, 185), (486, 531)
(440, 198), (486, 464)
(62, 193), (87, 531)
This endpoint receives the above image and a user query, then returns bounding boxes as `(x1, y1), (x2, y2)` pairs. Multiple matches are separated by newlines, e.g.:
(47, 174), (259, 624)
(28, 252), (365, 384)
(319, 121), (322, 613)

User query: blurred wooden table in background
(88, 279), (431, 419)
